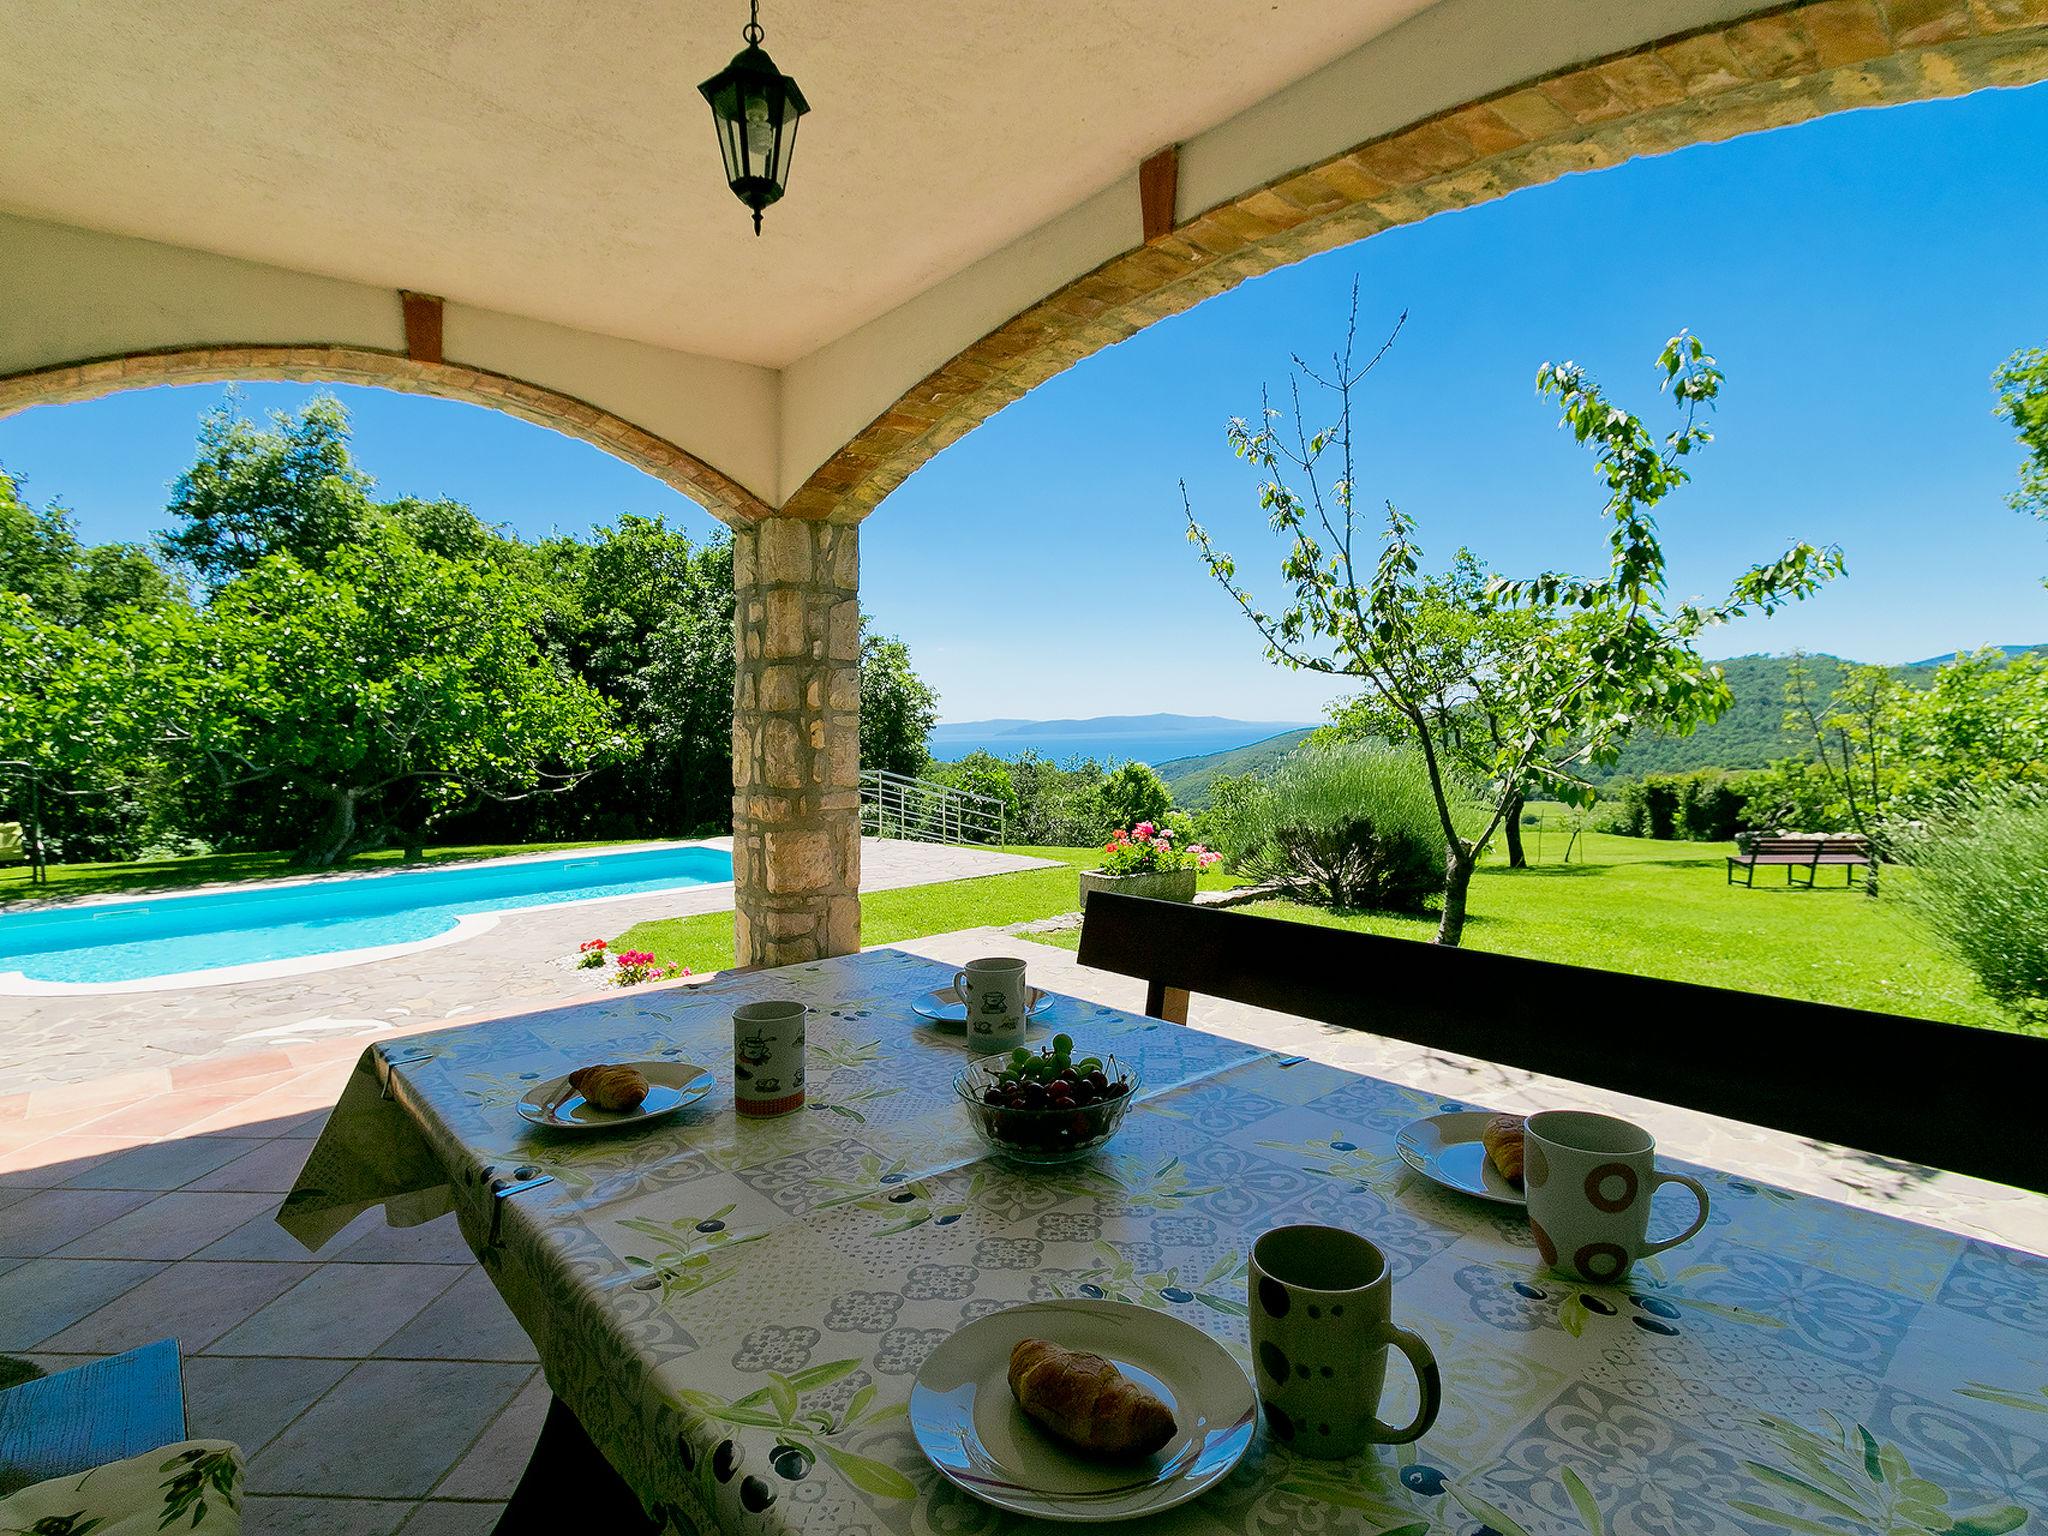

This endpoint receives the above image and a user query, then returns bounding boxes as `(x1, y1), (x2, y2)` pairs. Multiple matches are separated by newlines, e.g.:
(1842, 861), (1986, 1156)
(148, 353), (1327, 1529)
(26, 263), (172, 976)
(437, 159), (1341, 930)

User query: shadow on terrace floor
(0, 1049), (538, 1536)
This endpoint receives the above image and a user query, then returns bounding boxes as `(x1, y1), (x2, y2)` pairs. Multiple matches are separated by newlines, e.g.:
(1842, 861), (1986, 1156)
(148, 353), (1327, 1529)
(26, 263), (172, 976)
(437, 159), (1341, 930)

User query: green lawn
(0, 840), (641, 905)
(1029, 829), (2027, 1034)
(614, 848), (1249, 976)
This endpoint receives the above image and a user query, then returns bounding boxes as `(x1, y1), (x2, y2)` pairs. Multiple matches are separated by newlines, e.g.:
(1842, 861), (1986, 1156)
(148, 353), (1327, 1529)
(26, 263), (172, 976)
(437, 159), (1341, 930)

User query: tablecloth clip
(487, 1168), (555, 1244)
(375, 1045), (437, 1100)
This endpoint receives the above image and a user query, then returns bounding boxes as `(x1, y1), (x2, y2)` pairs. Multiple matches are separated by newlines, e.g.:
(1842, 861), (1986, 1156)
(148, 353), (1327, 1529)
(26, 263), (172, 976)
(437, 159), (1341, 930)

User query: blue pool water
(0, 845), (732, 985)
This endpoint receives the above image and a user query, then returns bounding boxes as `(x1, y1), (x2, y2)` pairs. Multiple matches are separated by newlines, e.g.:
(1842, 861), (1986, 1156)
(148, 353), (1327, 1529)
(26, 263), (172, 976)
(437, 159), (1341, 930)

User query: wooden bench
(1074, 892), (2047, 1193)
(0, 1340), (186, 1495)
(1727, 833), (1873, 887)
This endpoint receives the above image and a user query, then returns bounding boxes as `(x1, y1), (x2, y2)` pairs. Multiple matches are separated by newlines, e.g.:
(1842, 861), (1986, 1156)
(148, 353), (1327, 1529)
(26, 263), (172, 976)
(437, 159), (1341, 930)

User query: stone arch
(785, 0), (2048, 522)
(0, 343), (776, 527)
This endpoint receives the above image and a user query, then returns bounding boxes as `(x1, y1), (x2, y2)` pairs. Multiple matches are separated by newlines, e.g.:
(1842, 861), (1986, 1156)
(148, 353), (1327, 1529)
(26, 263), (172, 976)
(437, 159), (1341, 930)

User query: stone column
(731, 517), (862, 968)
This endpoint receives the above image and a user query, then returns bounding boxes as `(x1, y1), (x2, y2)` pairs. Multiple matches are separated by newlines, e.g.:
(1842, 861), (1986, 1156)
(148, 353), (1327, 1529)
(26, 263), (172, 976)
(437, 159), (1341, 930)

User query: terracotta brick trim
(0, 343), (775, 527)
(783, 0), (2048, 522)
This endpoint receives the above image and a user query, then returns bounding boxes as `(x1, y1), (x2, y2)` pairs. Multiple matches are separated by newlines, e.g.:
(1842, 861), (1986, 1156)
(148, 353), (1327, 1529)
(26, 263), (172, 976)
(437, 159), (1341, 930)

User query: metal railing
(859, 768), (1006, 847)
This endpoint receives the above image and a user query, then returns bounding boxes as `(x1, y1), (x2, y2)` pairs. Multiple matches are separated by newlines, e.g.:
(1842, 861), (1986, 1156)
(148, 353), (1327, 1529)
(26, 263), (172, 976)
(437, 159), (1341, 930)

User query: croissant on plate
(1480, 1113), (1526, 1186)
(568, 1063), (649, 1113)
(1008, 1337), (1177, 1458)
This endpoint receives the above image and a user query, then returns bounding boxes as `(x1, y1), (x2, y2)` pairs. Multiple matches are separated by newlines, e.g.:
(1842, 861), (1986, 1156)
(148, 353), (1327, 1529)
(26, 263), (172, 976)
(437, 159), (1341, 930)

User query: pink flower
(1133, 822), (1155, 840)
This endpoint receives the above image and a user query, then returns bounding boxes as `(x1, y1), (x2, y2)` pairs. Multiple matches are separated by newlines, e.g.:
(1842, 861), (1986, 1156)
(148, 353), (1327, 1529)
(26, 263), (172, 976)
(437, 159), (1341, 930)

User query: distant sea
(925, 725), (1306, 766)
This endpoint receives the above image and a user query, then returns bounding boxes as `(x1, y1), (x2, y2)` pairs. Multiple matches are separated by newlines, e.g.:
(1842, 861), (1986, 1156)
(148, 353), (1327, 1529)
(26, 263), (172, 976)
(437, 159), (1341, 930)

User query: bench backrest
(1076, 892), (2045, 1192)
(1745, 835), (1870, 856)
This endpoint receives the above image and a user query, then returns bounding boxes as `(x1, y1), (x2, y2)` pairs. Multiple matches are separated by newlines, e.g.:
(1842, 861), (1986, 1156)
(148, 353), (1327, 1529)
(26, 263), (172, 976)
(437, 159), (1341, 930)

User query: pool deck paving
(0, 927), (2039, 1534)
(0, 838), (1055, 1094)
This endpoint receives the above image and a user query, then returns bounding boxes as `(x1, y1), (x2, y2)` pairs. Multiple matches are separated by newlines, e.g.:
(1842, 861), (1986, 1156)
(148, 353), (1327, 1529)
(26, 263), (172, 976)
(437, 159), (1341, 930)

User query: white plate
(910, 1299), (1256, 1523)
(1396, 1110), (1526, 1206)
(912, 985), (1057, 1031)
(515, 1061), (714, 1132)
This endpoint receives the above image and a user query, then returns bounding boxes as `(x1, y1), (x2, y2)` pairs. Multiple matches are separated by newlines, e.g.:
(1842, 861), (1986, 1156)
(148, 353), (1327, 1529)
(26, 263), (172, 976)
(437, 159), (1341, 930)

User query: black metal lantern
(699, 0), (809, 235)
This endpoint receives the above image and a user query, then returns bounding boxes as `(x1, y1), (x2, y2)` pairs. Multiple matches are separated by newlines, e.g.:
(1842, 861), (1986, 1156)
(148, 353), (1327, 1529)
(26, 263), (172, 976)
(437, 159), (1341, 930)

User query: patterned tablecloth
(282, 948), (2047, 1536)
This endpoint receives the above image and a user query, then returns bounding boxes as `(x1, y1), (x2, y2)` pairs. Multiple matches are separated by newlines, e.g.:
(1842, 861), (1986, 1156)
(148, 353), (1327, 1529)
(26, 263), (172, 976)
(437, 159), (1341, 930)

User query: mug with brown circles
(1249, 1224), (1441, 1458)
(1523, 1110), (1710, 1284)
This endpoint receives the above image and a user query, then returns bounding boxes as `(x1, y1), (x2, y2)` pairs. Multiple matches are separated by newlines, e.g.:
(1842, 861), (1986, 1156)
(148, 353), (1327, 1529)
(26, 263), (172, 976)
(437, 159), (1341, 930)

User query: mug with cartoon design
(1523, 1110), (1710, 1283)
(1248, 1224), (1441, 1459)
(953, 956), (1029, 1051)
(733, 999), (806, 1116)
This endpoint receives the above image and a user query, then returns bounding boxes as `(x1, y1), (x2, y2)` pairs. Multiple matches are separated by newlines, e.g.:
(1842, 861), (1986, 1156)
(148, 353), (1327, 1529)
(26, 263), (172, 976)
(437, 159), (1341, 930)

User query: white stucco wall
(0, 209), (780, 505)
(775, 0), (1762, 497)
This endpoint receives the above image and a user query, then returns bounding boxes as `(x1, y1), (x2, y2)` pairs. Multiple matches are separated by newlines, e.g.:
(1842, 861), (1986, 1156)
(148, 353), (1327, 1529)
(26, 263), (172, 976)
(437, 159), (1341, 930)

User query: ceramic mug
(1249, 1225), (1441, 1457)
(954, 956), (1029, 1050)
(733, 1000), (806, 1116)
(1524, 1110), (1710, 1283)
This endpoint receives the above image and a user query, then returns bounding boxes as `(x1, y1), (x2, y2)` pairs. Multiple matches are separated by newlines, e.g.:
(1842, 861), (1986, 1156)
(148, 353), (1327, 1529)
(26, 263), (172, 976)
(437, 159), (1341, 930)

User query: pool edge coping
(0, 838), (732, 916)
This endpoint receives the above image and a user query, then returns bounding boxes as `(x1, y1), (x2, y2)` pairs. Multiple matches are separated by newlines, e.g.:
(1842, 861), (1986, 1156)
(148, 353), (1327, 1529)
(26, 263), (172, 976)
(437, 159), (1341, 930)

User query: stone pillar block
(731, 518), (862, 968)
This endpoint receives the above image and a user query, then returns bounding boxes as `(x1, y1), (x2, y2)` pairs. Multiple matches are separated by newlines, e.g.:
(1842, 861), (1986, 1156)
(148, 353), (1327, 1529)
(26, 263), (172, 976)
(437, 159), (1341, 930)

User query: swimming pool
(0, 843), (733, 989)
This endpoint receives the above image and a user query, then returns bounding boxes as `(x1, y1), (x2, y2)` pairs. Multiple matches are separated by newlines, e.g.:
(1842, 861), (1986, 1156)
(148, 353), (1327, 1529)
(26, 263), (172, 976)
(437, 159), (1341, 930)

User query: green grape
(1052, 1033), (1074, 1055)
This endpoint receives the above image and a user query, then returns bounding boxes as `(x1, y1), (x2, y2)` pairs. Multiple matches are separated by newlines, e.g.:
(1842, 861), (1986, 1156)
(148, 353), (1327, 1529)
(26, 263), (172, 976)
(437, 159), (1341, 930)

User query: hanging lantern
(699, 0), (809, 235)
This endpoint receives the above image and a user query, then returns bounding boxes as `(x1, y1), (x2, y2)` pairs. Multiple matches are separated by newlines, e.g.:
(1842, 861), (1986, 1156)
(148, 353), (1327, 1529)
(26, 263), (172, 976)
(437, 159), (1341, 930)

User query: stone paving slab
(0, 839), (1052, 1093)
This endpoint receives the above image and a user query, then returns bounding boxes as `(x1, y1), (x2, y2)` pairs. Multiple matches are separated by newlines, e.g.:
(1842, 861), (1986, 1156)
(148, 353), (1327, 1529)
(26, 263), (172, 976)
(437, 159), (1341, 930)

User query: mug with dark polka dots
(1248, 1224), (1441, 1458)
(1523, 1110), (1711, 1284)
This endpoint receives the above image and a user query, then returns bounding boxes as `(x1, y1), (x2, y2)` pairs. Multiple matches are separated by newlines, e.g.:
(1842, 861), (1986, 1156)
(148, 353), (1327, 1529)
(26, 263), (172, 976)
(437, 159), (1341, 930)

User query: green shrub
(1101, 761), (1172, 831)
(1898, 789), (2048, 1016)
(1242, 743), (1445, 910)
(1192, 772), (1270, 869)
(1612, 769), (1763, 840)
(1733, 759), (1854, 835)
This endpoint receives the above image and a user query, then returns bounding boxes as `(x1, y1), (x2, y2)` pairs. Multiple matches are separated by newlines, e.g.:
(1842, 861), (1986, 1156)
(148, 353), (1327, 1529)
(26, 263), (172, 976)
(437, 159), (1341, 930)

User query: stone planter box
(1078, 866), (1198, 910)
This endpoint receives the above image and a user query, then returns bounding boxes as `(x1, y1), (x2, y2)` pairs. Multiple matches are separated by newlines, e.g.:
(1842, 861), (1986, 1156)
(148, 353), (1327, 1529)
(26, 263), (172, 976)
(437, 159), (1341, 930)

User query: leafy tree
(928, 751), (1018, 820)
(1186, 305), (1842, 944)
(1894, 647), (2048, 805)
(172, 523), (633, 865)
(161, 393), (376, 589)
(1994, 345), (2048, 568)
(1322, 550), (1557, 866)
(0, 595), (164, 878)
(1781, 651), (1908, 840)
(1, 466), (176, 626)
(1100, 760), (1172, 831)
(860, 625), (940, 779)
(1767, 647), (2047, 837)
(523, 514), (736, 839)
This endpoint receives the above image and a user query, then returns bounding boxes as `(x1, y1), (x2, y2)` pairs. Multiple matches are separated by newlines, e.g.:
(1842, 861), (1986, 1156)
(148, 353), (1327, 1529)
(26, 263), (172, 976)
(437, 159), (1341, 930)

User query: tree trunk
(403, 833), (425, 863)
(1434, 840), (1475, 946)
(299, 788), (357, 869)
(1503, 790), (1527, 869)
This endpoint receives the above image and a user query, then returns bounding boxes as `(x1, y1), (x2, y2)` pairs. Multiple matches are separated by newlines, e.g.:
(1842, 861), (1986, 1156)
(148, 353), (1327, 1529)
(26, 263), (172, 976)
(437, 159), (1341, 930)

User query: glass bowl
(954, 1048), (1140, 1165)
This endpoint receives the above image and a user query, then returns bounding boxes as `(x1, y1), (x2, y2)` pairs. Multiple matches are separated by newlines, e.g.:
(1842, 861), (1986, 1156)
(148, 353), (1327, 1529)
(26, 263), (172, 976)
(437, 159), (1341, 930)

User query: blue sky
(4, 84), (2044, 724)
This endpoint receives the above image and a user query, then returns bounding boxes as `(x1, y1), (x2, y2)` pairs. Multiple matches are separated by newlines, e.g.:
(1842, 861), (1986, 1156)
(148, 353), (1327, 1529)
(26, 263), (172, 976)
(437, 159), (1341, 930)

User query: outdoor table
(282, 948), (2046, 1535)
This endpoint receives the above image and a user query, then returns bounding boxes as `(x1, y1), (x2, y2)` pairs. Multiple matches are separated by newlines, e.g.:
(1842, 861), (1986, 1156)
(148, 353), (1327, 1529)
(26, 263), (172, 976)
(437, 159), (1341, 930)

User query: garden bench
(1726, 833), (1873, 887)
(1074, 891), (2048, 1192)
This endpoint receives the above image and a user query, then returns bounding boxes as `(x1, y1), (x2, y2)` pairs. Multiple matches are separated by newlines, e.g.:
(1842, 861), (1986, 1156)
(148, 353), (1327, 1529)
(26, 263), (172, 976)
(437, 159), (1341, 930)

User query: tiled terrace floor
(3, 930), (2042, 1533)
